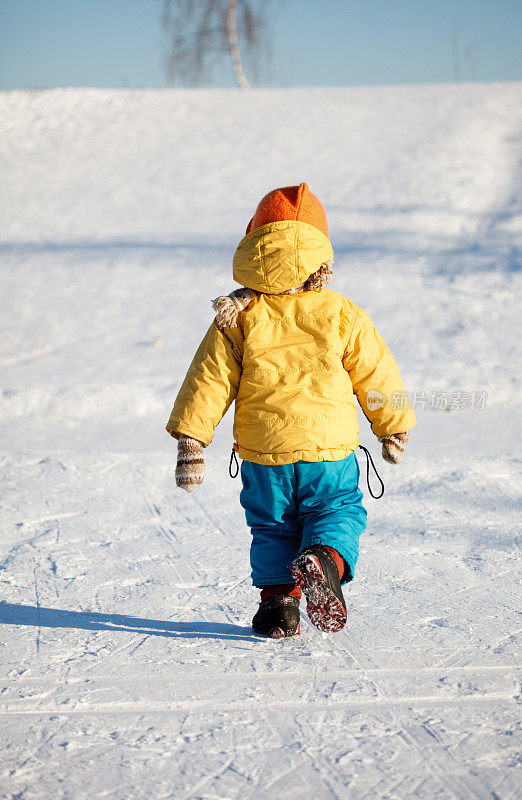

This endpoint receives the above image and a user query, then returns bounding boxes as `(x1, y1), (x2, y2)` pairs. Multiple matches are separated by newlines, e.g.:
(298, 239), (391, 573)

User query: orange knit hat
(246, 183), (329, 239)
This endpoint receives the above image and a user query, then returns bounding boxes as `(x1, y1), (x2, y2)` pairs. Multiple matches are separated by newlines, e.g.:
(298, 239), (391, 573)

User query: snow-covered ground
(1, 84), (521, 799)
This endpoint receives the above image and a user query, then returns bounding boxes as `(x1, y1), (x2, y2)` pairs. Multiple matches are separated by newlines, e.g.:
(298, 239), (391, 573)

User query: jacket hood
(233, 220), (334, 294)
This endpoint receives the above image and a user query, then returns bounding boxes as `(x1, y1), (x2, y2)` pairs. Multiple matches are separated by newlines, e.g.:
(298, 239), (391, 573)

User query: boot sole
(291, 554), (346, 633)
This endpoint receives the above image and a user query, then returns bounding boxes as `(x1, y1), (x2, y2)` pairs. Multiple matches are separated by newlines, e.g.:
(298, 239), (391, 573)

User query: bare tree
(161, 0), (272, 89)
(451, 16), (462, 83)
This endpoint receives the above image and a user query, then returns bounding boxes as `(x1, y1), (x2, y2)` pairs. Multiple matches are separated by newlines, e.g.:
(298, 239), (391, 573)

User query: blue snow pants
(239, 454), (367, 587)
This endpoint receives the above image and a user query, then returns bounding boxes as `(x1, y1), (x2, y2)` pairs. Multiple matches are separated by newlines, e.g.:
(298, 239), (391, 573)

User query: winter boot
(252, 595), (301, 639)
(291, 545), (347, 633)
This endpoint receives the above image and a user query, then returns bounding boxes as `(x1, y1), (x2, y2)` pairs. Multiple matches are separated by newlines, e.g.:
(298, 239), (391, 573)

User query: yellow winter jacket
(166, 221), (416, 465)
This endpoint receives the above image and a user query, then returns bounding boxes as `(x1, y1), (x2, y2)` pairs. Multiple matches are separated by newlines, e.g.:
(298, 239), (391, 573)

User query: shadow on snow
(0, 235), (518, 273)
(0, 601), (255, 642)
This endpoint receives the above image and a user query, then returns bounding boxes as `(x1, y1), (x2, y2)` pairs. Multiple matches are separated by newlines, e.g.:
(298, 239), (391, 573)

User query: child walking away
(167, 184), (416, 639)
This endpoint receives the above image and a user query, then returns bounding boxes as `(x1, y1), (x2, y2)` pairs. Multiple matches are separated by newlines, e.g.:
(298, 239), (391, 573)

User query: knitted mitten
(379, 432), (409, 464)
(176, 435), (204, 492)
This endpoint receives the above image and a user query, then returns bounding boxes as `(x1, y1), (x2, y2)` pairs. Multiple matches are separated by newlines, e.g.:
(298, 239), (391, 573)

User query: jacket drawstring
(358, 445), (385, 499)
(230, 444), (384, 498)
(229, 448), (240, 478)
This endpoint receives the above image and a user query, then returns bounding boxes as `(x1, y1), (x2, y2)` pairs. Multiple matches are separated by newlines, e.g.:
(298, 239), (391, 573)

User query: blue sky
(1, 0), (521, 90)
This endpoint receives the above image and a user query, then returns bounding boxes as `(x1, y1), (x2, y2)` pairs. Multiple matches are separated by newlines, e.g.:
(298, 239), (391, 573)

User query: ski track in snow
(1, 84), (521, 799)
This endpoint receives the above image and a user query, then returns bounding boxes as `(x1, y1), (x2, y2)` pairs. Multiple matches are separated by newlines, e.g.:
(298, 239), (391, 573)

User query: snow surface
(1, 83), (521, 799)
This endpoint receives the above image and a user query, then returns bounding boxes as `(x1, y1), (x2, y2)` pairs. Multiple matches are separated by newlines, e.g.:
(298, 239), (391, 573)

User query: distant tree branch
(161, 0), (275, 88)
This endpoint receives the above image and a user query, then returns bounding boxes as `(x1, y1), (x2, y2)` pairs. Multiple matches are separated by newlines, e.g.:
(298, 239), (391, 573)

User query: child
(166, 183), (416, 639)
